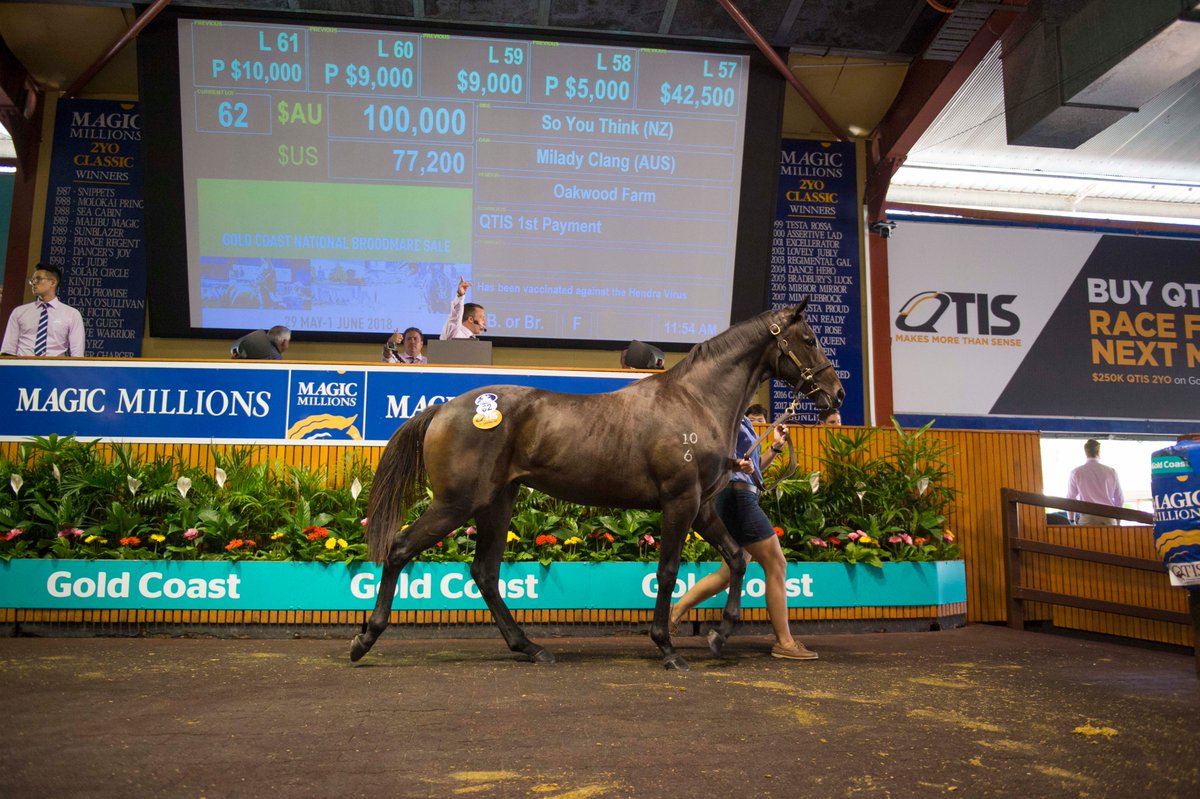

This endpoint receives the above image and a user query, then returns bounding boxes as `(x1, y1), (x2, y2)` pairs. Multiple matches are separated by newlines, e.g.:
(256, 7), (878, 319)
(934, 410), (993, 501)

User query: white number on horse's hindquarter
(681, 431), (697, 462)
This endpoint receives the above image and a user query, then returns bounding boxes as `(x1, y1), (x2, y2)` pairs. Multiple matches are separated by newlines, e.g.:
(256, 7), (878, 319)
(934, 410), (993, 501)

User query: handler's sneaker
(771, 641), (819, 660)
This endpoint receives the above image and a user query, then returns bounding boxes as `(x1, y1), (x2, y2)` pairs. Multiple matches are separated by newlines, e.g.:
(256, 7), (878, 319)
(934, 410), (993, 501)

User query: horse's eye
(805, 337), (817, 347)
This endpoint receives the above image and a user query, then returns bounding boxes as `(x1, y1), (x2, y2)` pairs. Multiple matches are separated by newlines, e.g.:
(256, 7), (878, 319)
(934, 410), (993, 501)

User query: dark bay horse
(351, 302), (843, 670)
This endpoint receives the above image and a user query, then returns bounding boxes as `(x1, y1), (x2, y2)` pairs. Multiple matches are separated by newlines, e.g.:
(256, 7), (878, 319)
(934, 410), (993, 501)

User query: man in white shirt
(441, 277), (487, 339)
(1066, 439), (1124, 525)
(1, 263), (86, 357)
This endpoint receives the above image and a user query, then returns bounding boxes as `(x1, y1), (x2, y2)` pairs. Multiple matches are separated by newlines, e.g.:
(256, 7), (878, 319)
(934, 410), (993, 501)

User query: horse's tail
(367, 404), (439, 564)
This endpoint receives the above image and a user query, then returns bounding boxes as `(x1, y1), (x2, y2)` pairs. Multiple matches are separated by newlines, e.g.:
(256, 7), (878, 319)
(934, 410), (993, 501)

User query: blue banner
(770, 139), (864, 425)
(40, 98), (147, 357)
(0, 360), (639, 443)
(1151, 439), (1200, 587)
(0, 560), (965, 611)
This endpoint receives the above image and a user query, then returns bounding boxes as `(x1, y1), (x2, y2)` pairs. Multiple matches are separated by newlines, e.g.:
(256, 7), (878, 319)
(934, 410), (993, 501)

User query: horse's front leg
(471, 487), (553, 663)
(650, 497), (700, 671)
(693, 501), (746, 657)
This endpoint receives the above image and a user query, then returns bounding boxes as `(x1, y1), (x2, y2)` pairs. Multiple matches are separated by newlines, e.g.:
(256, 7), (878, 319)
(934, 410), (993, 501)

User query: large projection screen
(140, 13), (783, 347)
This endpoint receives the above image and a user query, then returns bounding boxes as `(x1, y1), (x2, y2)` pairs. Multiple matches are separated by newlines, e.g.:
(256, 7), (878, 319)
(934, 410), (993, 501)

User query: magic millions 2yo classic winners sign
(770, 139), (863, 425)
(40, 98), (147, 357)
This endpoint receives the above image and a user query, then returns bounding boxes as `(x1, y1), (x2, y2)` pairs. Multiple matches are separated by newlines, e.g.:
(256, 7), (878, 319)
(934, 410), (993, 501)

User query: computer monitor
(425, 339), (493, 366)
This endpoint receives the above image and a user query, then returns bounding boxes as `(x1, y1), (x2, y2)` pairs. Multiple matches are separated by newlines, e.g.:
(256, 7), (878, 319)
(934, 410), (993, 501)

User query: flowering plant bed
(2, 427), (959, 565)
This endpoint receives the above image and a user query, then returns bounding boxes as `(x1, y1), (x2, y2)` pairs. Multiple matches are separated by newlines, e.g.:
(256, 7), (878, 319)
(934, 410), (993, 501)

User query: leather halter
(769, 322), (833, 399)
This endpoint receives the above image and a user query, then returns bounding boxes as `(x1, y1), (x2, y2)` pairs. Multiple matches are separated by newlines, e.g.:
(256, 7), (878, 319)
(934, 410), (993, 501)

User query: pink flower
(889, 534), (914, 545)
(848, 530), (865, 541)
(944, 531), (956, 543)
(641, 534), (655, 546)
(465, 526), (476, 536)
(901, 533), (913, 545)
(888, 535), (903, 544)
(57, 527), (84, 539)
(360, 517), (369, 526)
(809, 538), (828, 548)
(4, 528), (23, 541)
(183, 528), (199, 541)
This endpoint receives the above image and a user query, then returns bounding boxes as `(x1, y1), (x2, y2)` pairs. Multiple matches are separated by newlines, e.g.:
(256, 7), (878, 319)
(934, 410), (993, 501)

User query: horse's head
(768, 300), (844, 411)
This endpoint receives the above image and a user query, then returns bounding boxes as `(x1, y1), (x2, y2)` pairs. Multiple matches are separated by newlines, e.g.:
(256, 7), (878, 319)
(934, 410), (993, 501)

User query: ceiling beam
(863, 0), (1027, 225)
(63, 0), (173, 98)
(716, 0), (850, 141)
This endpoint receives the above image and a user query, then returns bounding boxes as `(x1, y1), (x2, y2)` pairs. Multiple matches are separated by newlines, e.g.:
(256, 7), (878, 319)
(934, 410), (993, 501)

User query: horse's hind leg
(470, 486), (553, 663)
(693, 501), (746, 657)
(350, 502), (469, 662)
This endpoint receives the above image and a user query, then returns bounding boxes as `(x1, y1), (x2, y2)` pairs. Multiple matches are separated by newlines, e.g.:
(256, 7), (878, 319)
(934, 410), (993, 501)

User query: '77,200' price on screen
(390, 148), (468, 176)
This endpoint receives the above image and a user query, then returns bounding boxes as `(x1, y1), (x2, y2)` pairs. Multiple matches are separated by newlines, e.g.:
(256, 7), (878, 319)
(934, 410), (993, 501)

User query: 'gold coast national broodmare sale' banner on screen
(888, 221), (1200, 435)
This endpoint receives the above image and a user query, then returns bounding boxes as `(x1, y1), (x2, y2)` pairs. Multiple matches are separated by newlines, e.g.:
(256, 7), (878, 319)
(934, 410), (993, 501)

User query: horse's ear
(793, 297), (809, 319)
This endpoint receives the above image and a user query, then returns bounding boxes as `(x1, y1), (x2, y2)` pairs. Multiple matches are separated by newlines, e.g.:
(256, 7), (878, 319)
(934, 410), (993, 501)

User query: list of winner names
(185, 22), (748, 337)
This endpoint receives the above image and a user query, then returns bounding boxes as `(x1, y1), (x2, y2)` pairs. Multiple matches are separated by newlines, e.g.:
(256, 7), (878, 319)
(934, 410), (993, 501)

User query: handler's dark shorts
(714, 483), (775, 547)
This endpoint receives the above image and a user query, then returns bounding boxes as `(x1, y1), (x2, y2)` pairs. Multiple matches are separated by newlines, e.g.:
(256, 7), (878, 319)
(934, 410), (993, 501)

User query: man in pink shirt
(1066, 439), (1124, 525)
(1, 263), (86, 357)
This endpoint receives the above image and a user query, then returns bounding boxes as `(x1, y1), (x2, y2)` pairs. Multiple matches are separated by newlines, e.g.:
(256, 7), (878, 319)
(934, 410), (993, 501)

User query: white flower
(126, 475), (141, 496)
(51, 463), (62, 483)
(808, 473), (820, 493)
(350, 477), (363, 501)
(176, 476), (193, 498)
(9, 474), (23, 495)
(917, 477), (930, 496)
(214, 467), (227, 489)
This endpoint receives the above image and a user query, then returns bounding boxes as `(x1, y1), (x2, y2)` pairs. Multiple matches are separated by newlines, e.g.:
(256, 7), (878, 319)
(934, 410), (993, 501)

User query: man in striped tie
(1, 263), (86, 357)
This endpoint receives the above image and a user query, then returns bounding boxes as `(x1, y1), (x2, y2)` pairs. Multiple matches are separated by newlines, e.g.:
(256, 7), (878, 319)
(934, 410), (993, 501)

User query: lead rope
(741, 395), (803, 494)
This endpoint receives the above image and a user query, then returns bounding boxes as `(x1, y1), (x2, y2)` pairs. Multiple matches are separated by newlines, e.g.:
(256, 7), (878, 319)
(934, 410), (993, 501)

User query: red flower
(225, 539), (244, 551)
(536, 534), (558, 546)
(828, 537), (842, 547)
(119, 536), (141, 547)
(306, 526), (329, 541)
(773, 526), (784, 538)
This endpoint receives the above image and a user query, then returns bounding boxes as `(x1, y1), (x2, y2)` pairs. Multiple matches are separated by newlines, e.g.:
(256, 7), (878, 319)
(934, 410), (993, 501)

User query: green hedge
(1, 424), (959, 567)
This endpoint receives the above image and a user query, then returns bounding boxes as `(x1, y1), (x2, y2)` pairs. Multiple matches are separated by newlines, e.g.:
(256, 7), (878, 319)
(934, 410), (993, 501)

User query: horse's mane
(668, 306), (786, 375)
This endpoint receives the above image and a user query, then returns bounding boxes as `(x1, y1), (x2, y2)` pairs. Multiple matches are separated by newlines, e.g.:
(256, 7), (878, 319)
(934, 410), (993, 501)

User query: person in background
(1, 262), (85, 357)
(670, 406), (818, 660)
(621, 340), (665, 369)
(1066, 438), (1124, 525)
(442, 277), (487, 339)
(383, 327), (427, 364)
(231, 325), (291, 360)
(818, 407), (842, 426)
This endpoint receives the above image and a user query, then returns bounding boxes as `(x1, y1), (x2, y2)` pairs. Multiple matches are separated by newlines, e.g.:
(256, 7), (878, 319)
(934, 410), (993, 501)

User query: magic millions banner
(888, 221), (1200, 434)
(39, 98), (147, 357)
(770, 139), (863, 425)
(0, 361), (638, 443)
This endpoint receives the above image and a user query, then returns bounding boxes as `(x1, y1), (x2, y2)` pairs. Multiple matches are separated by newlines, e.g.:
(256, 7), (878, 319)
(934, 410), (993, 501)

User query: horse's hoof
(706, 629), (726, 657)
(663, 653), (691, 671)
(528, 646), (556, 664)
(349, 634), (372, 663)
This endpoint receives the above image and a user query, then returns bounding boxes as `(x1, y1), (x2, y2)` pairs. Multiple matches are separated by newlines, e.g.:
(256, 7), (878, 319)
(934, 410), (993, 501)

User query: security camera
(870, 220), (897, 239)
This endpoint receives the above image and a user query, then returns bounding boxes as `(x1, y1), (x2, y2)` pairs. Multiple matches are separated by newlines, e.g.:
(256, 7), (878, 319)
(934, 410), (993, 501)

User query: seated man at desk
(231, 325), (291, 359)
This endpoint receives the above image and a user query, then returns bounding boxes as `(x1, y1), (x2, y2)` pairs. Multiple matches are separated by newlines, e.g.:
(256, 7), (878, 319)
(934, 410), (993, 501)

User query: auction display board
(888, 220), (1200, 434)
(158, 17), (759, 345)
(39, 98), (147, 357)
(0, 360), (639, 444)
(769, 139), (863, 425)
